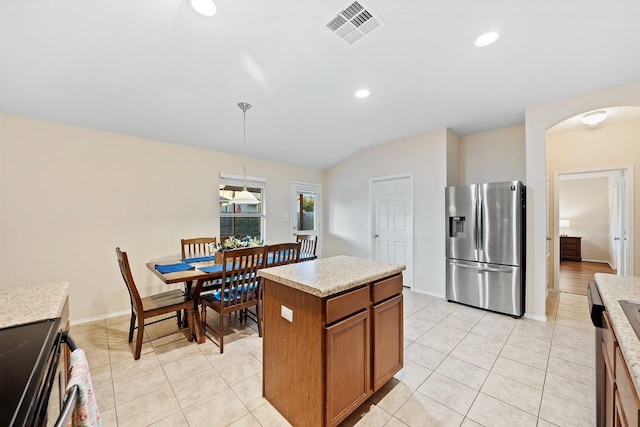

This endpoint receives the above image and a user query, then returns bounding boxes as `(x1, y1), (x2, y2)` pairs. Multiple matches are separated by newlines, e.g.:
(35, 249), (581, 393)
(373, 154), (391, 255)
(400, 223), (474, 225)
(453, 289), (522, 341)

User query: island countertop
(0, 282), (69, 329)
(259, 255), (405, 298)
(595, 273), (640, 397)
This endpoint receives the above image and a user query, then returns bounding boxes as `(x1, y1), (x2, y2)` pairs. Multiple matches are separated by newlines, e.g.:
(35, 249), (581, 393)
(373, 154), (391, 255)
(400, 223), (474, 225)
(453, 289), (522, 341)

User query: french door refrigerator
(445, 181), (526, 317)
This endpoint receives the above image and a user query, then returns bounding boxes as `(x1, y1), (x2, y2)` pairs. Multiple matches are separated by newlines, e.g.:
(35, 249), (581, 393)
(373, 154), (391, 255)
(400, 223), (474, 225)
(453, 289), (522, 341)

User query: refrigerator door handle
(478, 195), (484, 256)
(449, 261), (512, 274)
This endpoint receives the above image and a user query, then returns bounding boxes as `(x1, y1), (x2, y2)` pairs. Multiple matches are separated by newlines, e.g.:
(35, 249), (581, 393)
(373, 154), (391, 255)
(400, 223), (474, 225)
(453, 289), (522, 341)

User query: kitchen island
(259, 255), (405, 427)
(595, 273), (640, 425)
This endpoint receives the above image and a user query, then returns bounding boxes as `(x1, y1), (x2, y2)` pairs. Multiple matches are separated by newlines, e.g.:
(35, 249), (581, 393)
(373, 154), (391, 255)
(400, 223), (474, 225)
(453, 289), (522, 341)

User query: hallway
(559, 261), (616, 296)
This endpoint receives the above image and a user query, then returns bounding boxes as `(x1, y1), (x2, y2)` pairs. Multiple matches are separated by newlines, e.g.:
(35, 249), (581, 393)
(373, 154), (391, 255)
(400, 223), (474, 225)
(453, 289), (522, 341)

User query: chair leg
(134, 316), (145, 360)
(176, 310), (182, 328)
(256, 303), (263, 338)
(186, 307), (194, 343)
(219, 310), (224, 354)
(128, 311), (136, 343)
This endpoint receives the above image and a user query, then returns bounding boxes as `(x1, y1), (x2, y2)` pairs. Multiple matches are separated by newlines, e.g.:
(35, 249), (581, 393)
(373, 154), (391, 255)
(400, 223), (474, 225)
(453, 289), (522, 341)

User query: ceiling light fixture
(231, 102), (260, 205)
(475, 31), (499, 47)
(191, 0), (216, 16)
(355, 89), (370, 98)
(581, 110), (608, 127)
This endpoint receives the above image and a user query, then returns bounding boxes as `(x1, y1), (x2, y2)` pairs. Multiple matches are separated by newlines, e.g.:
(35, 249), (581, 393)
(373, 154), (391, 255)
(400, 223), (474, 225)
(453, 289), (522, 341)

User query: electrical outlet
(281, 305), (293, 322)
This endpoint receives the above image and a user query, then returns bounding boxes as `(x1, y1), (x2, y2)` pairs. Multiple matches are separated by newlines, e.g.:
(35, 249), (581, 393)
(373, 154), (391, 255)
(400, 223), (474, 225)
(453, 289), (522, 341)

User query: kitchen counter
(595, 273), (640, 396)
(259, 255), (406, 297)
(0, 282), (69, 329)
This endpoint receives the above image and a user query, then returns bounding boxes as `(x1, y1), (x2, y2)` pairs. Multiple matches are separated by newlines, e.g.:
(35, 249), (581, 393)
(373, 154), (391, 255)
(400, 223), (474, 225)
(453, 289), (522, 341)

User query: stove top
(620, 300), (640, 342)
(0, 318), (61, 427)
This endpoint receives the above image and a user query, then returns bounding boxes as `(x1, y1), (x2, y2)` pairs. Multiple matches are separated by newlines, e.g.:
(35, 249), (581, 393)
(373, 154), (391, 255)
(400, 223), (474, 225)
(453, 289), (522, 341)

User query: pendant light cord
(238, 102), (252, 191)
(242, 106), (247, 190)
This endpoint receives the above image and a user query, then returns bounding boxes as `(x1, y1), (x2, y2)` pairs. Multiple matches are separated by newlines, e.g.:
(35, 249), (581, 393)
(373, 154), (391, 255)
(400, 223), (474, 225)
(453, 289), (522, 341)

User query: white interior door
(614, 169), (633, 275)
(291, 182), (321, 255)
(371, 175), (413, 288)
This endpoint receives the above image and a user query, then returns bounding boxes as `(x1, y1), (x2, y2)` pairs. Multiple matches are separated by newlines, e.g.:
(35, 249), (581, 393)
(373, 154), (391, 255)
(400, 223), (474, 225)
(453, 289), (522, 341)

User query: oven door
(45, 332), (78, 427)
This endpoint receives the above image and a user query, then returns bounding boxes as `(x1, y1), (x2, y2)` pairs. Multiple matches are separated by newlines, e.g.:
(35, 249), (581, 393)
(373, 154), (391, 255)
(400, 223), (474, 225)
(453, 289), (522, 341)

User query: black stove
(0, 318), (62, 427)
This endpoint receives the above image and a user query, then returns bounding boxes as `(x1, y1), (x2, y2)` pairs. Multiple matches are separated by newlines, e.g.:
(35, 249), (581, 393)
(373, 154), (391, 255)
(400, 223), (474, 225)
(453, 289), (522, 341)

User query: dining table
(147, 256), (226, 344)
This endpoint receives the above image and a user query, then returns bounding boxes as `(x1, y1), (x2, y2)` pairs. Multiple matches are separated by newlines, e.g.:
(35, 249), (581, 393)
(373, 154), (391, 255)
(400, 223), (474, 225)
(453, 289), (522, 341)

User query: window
(219, 174), (265, 241)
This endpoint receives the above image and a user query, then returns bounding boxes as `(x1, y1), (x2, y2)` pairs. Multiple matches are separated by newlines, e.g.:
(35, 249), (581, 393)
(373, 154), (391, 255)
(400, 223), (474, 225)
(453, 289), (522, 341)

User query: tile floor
(70, 289), (596, 426)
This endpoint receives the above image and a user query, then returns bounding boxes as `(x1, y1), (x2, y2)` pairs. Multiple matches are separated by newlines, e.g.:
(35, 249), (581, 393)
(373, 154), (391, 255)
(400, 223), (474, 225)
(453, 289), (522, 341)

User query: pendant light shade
(231, 102), (260, 205)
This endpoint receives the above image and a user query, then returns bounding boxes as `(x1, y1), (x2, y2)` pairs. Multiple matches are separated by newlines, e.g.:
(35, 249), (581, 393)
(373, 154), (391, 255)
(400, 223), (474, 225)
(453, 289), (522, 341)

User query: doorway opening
(553, 167), (634, 295)
(291, 181), (321, 257)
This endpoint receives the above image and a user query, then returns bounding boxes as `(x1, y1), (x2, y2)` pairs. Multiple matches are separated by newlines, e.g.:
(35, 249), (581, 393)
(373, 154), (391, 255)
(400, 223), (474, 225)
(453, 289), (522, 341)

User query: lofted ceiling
(1, 0), (639, 169)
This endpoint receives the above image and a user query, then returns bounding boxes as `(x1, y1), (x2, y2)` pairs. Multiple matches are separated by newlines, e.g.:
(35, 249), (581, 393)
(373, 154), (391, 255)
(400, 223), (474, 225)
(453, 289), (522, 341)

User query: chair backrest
(181, 237), (217, 259)
(115, 247), (143, 314)
(219, 246), (267, 308)
(266, 242), (301, 267)
(296, 234), (318, 260)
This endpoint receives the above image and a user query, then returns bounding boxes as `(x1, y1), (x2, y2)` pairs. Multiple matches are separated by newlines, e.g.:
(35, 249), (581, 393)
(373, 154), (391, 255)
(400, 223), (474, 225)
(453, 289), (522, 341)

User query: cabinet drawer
(603, 311), (617, 367)
(615, 346), (640, 426)
(372, 274), (403, 304)
(326, 286), (370, 325)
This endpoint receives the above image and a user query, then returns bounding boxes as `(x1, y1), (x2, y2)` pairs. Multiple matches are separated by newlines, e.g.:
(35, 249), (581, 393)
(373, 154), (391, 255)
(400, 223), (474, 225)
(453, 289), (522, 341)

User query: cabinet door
(604, 342), (616, 427)
(372, 294), (403, 391)
(325, 309), (371, 427)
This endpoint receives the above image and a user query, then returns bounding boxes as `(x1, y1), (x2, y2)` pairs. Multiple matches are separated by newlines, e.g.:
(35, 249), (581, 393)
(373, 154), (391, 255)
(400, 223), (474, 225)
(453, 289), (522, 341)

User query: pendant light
(231, 102), (260, 205)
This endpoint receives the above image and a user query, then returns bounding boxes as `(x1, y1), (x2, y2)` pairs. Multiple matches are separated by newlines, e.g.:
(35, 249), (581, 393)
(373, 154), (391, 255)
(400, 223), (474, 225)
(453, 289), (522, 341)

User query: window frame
(219, 173), (266, 241)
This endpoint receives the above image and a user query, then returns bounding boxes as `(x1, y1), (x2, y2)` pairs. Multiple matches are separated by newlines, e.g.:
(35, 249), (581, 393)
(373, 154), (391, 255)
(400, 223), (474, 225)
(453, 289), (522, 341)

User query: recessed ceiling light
(355, 89), (370, 99)
(475, 31), (499, 47)
(191, 0), (216, 16)
(581, 110), (608, 126)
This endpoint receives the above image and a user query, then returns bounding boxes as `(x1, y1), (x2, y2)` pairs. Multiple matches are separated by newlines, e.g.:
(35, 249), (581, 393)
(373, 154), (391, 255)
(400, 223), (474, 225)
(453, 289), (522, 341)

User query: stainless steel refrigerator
(445, 181), (526, 317)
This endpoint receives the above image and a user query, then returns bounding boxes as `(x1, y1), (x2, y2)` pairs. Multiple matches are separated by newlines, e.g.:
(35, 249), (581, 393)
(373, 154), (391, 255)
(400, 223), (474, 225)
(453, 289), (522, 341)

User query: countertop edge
(259, 255), (406, 298)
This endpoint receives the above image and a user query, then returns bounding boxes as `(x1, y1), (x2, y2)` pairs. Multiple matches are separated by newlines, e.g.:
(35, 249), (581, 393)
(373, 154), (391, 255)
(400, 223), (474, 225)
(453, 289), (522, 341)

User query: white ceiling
(1, 1), (639, 169)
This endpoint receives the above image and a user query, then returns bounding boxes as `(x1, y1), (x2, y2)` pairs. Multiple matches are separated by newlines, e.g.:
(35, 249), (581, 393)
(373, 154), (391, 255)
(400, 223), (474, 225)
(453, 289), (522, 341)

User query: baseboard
(582, 258), (611, 265)
(70, 309), (130, 326)
(524, 312), (547, 322)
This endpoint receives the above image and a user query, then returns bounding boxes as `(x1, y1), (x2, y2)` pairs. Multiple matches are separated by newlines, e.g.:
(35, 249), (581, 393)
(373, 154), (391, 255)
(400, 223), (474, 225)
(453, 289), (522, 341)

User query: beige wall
(458, 124), (526, 184)
(559, 178), (610, 263)
(0, 114), (323, 321)
(324, 128), (452, 297)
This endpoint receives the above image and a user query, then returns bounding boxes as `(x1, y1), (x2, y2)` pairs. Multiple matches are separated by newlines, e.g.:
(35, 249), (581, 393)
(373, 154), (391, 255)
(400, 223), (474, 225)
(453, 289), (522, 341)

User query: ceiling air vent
(326, 1), (383, 45)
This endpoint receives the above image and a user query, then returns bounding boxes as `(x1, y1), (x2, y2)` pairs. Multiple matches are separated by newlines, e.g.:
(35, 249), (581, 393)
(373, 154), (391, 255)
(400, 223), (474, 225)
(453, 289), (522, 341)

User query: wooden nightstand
(560, 236), (582, 261)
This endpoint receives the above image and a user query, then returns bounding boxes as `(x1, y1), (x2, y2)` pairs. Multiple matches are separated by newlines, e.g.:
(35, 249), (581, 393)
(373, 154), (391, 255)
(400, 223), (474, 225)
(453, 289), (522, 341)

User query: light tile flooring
(71, 289), (596, 426)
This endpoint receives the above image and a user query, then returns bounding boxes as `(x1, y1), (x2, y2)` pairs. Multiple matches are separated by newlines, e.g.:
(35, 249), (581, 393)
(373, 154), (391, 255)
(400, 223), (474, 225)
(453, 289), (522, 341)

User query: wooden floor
(559, 260), (617, 295)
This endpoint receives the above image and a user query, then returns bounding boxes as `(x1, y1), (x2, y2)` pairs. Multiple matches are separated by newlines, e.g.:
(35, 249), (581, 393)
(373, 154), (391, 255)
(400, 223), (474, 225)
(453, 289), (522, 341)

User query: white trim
(524, 313), (547, 322)
(70, 309), (130, 326)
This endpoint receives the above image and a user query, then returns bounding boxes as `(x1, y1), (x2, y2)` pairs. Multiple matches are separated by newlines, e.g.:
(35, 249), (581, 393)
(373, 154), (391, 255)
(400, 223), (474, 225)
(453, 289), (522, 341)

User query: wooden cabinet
(615, 346), (640, 426)
(602, 311), (640, 427)
(560, 236), (582, 261)
(263, 273), (403, 427)
(326, 309), (370, 425)
(604, 312), (618, 427)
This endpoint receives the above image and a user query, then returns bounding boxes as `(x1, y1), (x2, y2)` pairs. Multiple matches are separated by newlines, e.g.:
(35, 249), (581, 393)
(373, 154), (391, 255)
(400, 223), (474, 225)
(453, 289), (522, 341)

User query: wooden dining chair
(196, 245), (267, 353)
(116, 247), (194, 360)
(181, 237), (217, 259)
(266, 242), (301, 266)
(296, 234), (318, 261)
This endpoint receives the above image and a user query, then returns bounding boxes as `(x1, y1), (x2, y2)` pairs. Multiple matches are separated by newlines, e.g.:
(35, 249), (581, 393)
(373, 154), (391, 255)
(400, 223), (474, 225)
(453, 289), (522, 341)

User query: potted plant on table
(209, 236), (263, 263)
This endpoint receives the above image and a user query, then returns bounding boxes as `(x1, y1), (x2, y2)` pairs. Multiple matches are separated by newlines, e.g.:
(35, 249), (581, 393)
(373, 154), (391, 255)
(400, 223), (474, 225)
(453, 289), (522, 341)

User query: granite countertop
(595, 273), (640, 396)
(0, 282), (69, 329)
(259, 255), (405, 298)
